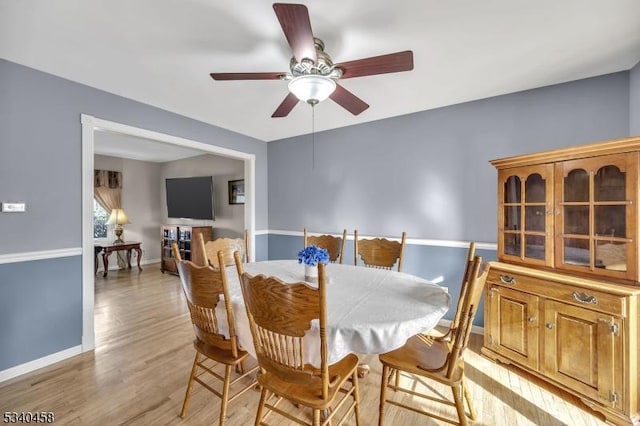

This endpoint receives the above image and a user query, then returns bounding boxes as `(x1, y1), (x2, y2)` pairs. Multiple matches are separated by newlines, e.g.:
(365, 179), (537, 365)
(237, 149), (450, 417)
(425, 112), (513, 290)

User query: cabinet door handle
(546, 323), (554, 329)
(572, 291), (598, 305)
(527, 316), (536, 323)
(499, 275), (516, 285)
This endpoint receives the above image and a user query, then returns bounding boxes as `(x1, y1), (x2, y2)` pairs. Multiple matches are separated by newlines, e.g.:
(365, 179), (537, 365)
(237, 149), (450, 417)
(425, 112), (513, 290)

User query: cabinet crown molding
(491, 135), (640, 169)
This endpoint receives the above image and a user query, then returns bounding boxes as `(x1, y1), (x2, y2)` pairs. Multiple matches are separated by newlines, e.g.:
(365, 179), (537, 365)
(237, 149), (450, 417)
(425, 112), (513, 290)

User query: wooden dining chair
(354, 230), (406, 272)
(236, 254), (361, 426)
(175, 246), (258, 426)
(199, 230), (249, 268)
(423, 242), (476, 342)
(386, 242), (476, 387)
(377, 256), (489, 426)
(303, 228), (347, 264)
(171, 242), (183, 261)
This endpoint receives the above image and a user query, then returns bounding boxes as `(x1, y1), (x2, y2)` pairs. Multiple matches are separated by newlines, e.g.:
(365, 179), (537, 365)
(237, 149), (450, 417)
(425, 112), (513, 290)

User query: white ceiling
(94, 130), (205, 162)
(1, 1), (639, 142)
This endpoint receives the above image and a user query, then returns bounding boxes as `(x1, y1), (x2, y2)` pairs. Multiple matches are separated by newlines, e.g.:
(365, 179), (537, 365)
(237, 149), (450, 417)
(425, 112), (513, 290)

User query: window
(94, 199), (108, 238)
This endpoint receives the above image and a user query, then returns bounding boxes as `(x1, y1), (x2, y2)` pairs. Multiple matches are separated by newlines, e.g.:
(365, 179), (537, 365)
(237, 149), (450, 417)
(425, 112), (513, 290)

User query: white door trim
(80, 114), (256, 352)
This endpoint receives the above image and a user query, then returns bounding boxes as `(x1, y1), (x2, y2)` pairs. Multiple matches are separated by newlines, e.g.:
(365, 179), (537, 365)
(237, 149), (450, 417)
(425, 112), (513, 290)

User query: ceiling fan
(210, 3), (414, 118)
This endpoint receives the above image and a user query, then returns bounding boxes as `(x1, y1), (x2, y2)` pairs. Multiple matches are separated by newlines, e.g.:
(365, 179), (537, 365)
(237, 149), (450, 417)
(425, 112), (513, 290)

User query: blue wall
(254, 234), (269, 262)
(631, 61), (640, 135)
(0, 257), (82, 371)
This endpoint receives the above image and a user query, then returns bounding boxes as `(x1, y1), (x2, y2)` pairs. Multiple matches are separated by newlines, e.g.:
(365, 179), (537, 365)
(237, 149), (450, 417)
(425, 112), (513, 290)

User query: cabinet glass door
(498, 165), (554, 265)
(556, 154), (637, 279)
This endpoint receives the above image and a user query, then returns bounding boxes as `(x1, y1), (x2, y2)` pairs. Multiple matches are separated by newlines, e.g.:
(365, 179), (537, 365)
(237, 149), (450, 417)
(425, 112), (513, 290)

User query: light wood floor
(0, 264), (607, 425)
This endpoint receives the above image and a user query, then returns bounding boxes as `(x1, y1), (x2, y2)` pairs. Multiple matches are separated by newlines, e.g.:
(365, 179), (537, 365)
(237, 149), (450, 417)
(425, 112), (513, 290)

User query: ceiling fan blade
(210, 72), (284, 81)
(273, 3), (317, 64)
(272, 92), (299, 118)
(329, 84), (369, 115)
(337, 51), (414, 79)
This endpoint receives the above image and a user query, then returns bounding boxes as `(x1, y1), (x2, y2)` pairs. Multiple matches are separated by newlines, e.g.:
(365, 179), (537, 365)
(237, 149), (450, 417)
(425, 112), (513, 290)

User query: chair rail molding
(267, 229), (497, 251)
(0, 248), (82, 265)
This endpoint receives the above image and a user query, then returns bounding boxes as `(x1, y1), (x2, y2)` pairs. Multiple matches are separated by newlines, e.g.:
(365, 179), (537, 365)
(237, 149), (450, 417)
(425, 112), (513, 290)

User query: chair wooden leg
(219, 364), (232, 426)
(385, 368), (395, 386)
(180, 352), (201, 418)
(353, 370), (362, 426)
(313, 408), (321, 426)
(378, 365), (391, 426)
(255, 387), (268, 426)
(452, 384), (468, 426)
(462, 377), (476, 420)
(394, 367), (400, 388)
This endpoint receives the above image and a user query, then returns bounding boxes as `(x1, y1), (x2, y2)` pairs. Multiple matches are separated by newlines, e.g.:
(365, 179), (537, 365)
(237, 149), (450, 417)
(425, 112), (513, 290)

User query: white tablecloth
(218, 260), (451, 367)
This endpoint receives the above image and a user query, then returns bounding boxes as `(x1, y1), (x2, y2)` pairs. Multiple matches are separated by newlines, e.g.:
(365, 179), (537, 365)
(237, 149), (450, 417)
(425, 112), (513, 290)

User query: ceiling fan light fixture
(288, 74), (336, 104)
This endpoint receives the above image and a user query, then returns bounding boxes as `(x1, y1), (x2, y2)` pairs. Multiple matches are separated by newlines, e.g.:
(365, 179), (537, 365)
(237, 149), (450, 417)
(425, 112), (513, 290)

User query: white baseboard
(437, 318), (484, 335)
(97, 257), (161, 272)
(0, 345), (82, 383)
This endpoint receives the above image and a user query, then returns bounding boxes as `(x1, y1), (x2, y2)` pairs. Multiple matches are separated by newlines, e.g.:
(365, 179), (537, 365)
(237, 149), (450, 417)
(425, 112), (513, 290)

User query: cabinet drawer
(488, 270), (625, 316)
(543, 285), (624, 316)
(488, 269), (541, 289)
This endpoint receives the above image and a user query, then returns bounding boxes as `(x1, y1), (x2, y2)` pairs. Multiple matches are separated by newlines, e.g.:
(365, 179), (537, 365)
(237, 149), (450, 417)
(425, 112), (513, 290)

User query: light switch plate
(1, 202), (26, 212)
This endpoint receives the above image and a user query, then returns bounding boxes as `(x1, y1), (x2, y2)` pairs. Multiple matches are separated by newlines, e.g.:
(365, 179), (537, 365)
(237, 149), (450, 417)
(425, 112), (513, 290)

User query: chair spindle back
(239, 262), (330, 398)
(303, 228), (347, 264)
(354, 230), (406, 272)
(176, 251), (240, 358)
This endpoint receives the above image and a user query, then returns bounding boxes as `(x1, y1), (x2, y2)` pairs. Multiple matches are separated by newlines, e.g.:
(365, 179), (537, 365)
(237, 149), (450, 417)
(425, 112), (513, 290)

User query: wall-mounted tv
(165, 176), (215, 220)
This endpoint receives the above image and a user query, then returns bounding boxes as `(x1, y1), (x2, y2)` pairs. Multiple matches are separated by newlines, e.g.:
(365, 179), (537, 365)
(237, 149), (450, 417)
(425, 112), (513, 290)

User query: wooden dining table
(220, 260), (451, 367)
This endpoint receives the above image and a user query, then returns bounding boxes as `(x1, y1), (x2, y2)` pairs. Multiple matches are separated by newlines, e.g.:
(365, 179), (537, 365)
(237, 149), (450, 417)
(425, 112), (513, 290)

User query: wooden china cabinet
(483, 136), (640, 425)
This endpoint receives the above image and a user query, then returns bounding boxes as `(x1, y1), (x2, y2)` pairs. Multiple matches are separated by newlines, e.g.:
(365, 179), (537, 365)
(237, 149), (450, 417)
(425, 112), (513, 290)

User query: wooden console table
(97, 242), (142, 277)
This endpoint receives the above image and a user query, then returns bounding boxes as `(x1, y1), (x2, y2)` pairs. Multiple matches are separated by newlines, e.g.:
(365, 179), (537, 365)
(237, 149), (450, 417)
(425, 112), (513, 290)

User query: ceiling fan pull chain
(312, 104), (315, 170)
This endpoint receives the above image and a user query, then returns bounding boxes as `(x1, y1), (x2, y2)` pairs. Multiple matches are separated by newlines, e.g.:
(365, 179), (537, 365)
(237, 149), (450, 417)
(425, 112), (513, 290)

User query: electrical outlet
(1, 202), (26, 212)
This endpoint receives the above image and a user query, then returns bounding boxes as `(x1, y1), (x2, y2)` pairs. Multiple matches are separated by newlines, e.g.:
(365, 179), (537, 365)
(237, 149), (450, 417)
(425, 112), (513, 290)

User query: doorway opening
(81, 114), (256, 351)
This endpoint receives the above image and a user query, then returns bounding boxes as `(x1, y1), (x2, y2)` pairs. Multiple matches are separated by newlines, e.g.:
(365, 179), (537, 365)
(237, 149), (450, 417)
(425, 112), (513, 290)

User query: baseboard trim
(266, 229), (497, 251)
(0, 345), (83, 383)
(97, 257), (162, 272)
(0, 248), (82, 265)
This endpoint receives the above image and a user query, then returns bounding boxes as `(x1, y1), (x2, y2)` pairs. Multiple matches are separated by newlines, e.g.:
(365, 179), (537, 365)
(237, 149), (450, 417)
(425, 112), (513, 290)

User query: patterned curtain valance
(94, 170), (122, 189)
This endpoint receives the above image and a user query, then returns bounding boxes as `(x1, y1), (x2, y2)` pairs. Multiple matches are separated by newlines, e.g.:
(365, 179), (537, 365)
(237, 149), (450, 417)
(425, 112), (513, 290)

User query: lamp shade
(106, 208), (130, 225)
(288, 75), (336, 104)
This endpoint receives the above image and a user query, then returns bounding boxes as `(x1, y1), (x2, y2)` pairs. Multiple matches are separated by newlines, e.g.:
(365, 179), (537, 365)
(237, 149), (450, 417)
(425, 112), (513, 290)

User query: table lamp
(107, 208), (130, 243)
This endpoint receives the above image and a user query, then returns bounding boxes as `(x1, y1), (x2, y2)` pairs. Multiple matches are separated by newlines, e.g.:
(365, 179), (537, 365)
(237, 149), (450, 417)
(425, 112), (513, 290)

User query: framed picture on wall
(228, 179), (245, 204)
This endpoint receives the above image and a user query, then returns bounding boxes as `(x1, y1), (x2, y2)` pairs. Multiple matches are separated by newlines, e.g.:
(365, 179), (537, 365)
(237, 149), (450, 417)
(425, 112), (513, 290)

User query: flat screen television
(165, 176), (215, 220)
